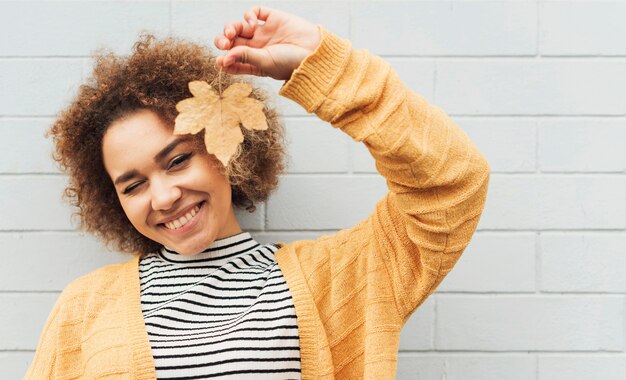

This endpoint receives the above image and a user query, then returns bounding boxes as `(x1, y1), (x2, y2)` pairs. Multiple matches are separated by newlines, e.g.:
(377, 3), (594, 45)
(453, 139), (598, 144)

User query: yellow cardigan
(27, 29), (489, 379)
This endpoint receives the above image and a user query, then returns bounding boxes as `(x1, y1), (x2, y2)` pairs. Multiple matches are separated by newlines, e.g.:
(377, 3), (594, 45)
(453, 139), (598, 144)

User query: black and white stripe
(139, 232), (301, 379)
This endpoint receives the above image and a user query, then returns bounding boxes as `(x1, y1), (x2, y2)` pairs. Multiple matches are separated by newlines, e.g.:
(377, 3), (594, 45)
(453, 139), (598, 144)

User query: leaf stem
(218, 68), (223, 97)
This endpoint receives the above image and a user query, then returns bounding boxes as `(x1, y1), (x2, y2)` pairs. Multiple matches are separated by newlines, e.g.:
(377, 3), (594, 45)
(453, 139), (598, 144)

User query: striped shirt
(139, 232), (302, 379)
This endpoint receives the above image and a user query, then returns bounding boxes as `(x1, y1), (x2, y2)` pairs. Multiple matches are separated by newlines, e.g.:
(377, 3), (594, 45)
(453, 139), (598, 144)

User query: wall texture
(1, 1), (625, 378)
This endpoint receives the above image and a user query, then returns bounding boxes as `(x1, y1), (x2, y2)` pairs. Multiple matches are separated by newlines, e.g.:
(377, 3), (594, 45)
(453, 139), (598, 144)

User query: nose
(150, 176), (182, 211)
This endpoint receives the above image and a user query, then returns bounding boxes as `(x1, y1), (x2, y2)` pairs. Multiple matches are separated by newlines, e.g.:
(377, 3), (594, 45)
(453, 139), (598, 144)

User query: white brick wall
(1, 1), (624, 378)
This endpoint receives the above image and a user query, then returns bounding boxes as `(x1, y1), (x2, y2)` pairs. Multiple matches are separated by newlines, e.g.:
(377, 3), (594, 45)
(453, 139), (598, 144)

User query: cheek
(194, 159), (232, 199)
(202, 179), (230, 203)
(212, 175), (233, 200)
(202, 176), (233, 211)
(118, 198), (146, 227)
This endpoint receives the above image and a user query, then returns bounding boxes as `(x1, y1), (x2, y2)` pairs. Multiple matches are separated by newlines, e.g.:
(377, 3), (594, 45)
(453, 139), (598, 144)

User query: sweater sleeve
(279, 29), (490, 320)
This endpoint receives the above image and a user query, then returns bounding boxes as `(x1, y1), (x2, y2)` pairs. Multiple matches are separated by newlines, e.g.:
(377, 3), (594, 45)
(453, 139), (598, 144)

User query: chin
(172, 236), (217, 256)
(170, 243), (202, 256)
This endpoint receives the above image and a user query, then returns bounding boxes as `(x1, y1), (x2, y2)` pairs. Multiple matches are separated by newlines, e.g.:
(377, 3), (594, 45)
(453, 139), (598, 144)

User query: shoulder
(56, 257), (137, 306)
(275, 218), (374, 268)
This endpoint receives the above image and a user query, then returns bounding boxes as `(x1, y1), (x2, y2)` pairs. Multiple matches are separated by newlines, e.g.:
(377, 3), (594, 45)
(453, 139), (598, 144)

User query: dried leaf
(174, 80), (268, 166)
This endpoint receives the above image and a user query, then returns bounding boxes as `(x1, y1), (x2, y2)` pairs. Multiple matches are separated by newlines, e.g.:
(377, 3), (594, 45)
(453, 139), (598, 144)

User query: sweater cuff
(279, 27), (352, 114)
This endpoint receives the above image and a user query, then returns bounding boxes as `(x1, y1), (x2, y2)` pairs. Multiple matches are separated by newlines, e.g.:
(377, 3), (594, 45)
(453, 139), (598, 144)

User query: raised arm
(280, 29), (490, 317)
(215, 6), (490, 319)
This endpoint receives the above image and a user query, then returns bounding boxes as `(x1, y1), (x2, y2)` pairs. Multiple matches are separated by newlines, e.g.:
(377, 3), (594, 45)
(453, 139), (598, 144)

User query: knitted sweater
(26, 29), (489, 379)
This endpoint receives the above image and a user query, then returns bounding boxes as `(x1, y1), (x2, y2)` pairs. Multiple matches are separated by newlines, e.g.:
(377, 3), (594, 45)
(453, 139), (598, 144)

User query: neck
(218, 206), (243, 239)
(160, 231), (258, 263)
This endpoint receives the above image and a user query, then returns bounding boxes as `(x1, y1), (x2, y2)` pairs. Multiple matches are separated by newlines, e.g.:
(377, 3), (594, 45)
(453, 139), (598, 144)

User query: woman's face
(102, 109), (241, 255)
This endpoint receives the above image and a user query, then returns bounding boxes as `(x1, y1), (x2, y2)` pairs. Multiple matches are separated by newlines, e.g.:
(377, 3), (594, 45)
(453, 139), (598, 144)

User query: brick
(539, 119), (626, 172)
(266, 175), (387, 230)
(171, 1), (430, 118)
(354, 117), (537, 175)
(0, 293), (59, 350)
(351, 2), (536, 56)
(438, 233), (536, 292)
(0, 232), (126, 291)
(172, 1), (349, 46)
(478, 176), (531, 230)
(0, 179), (261, 232)
(458, 118), (537, 173)
(535, 176), (625, 229)
(0, 118), (57, 173)
(0, 1), (169, 56)
(541, 233), (626, 293)
(436, 60), (626, 115)
(538, 355), (626, 380)
(0, 180), (253, 232)
(396, 354), (444, 380)
(480, 175), (626, 230)
(399, 297), (435, 350)
(284, 118), (351, 173)
(255, 61), (432, 120)
(388, 59), (436, 100)
(0, 176), (74, 230)
(0, 59), (83, 116)
(351, 143), (377, 174)
(235, 203), (264, 230)
(0, 352), (34, 379)
(444, 355), (536, 380)
(255, 76), (310, 117)
(397, 354), (536, 380)
(436, 295), (624, 351)
(540, 2), (626, 56)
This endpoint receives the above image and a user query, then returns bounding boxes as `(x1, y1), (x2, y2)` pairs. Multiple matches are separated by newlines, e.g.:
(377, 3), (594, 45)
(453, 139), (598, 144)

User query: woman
(27, 6), (489, 379)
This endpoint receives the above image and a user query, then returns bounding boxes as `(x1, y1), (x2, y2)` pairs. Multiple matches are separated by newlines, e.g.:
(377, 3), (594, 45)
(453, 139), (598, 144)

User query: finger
(244, 9), (257, 29)
(216, 20), (253, 51)
(215, 55), (225, 67)
(230, 36), (255, 49)
(220, 62), (264, 77)
(214, 34), (253, 51)
(223, 20), (254, 40)
(249, 5), (272, 23)
(214, 35), (229, 50)
(222, 22), (238, 40)
(223, 46), (268, 68)
(216, 53), (262, 76)
(215, 53), (242, 69)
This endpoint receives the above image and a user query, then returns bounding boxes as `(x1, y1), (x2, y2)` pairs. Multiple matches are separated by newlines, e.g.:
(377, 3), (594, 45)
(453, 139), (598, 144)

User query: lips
(163, 204), (200, 230)
(159, 201), (204, 230)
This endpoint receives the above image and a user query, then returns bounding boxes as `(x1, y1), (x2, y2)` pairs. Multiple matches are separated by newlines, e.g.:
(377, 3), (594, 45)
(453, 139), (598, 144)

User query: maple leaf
(174, 80), (268, 166)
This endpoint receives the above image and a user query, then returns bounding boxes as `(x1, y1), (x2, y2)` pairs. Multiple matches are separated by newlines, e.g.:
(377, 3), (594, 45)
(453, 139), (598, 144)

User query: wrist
(279, 27), (352, 113)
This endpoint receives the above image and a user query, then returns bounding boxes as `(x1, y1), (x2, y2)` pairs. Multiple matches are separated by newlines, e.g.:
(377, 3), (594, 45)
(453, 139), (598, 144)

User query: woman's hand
(214, 6), (321, 80)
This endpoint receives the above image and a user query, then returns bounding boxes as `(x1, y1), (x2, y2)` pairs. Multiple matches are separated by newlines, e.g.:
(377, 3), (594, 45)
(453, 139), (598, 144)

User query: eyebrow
(113, 136), (193, 186)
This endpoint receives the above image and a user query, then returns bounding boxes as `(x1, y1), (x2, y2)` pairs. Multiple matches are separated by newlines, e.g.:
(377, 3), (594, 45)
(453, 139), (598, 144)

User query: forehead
(101, 109), (177, 174)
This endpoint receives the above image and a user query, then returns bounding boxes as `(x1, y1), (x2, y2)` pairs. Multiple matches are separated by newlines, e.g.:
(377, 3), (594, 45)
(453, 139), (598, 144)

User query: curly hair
(49, 34), (286, 254)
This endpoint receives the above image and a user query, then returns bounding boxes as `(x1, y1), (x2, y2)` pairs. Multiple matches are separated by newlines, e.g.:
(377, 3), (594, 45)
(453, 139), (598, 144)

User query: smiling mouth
(162, 202), (203, 230)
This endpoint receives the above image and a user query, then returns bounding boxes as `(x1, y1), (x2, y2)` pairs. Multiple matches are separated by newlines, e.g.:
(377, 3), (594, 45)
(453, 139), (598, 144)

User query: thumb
(223, 46), (270, 70)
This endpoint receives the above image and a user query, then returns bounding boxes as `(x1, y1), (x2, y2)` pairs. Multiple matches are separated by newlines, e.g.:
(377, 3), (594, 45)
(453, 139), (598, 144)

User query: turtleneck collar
(157, 232), (260, 266)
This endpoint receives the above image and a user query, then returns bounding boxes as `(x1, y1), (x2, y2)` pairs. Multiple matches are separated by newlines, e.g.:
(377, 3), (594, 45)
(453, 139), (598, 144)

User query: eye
(123, 180), (144, 195)
(167, 153), (192, 170)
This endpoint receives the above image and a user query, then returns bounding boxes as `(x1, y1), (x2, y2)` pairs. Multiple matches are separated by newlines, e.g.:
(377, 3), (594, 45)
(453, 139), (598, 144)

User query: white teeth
(163, 205), (201, 230)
